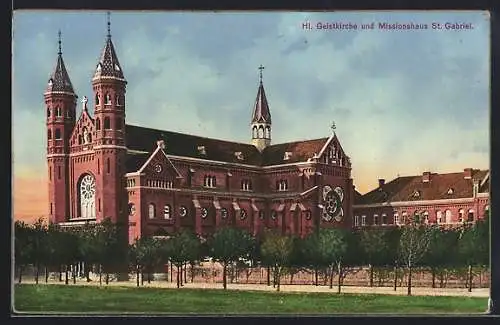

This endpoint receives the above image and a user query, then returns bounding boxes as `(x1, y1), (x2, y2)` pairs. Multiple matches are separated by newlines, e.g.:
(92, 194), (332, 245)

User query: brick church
(45, 20), (355, 242)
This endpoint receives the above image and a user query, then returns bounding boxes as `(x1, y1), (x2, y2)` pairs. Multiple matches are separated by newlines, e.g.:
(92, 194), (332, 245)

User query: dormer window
(234, 152), (244, 160)
(283, 152), (293, 161)
(96, 63), (102, 72)
(241, 179), (252, 191)
(447, 188), (454, 195)
(412, 190), (420, 198)
(48, 78), (53, 86)
(276, 179), (288, 191)
(105, 94), (111, 105)
(204, 175), (216, 188)
(198, 146), (207, 155)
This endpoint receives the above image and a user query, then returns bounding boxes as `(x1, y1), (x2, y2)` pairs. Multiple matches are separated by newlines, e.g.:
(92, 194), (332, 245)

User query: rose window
(79, 174), (96, 219)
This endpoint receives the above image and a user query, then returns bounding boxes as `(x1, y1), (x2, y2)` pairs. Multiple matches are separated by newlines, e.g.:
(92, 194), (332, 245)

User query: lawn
(14, 284), (488, 315)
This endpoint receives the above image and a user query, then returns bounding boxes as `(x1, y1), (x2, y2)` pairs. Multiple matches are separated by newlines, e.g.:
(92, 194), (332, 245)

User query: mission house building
(45, 25), (355, 243)
(45, 22), (489, 244)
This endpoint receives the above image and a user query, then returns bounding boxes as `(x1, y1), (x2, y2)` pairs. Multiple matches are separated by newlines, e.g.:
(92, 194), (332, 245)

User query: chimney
(422, 172), (431, 183)
(464, 168), (473, 179)
(156, 140), (165, 149)
(378, 179), (385, 187)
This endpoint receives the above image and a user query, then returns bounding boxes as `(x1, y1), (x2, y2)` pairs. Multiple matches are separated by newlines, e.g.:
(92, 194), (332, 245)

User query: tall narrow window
(361, 215), (366, 226)
(48, 130), (52, 140)
(104, 117), (111, 130)
(373, 214), (379, 225)
(96, 118), (101, 130)
(164, 205), (171, 219)
(105, 93), (111, 105)
(115, 94), (121, 106)
(56, 107), (62, 117)
(381, 214), (387, 225)
(106, 158), (110, 174)
(47, 107), (51, 117)
(95, 93), (100, 106)
(55, 128), (61, 139)
(98, 199), (101, 212)
(149, 203), (156, 219)
(354, 215), (359, 226)
(97, 159), (100, 174)
(50, 203), (53, 215)
(49, 166), (52, 181)
(57, 166), (61, 179)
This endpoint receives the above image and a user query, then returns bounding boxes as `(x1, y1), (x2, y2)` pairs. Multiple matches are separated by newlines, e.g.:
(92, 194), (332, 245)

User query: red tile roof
(357, 169), (489, 204)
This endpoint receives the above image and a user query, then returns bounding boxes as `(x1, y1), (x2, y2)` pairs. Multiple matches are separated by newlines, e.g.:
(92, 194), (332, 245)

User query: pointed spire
(251, 65), (271, 124)
(93, 12), (126, 82)
(45, 30), (75, 94)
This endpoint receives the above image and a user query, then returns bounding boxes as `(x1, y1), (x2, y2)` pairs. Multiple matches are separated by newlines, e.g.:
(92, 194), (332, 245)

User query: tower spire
(258, 64), (264, 84)
(107, 11), (111, 39)
(58, 30), (62, 55)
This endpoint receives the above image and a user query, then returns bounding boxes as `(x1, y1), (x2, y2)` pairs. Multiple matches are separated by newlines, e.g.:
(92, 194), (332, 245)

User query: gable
(138, 145), (183, 179)
(316, 134), (351, 167)
(70, 110), (95, 148)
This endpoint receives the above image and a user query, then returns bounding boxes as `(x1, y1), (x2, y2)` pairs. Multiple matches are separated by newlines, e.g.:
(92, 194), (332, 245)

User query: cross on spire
(57, 30), (62, 55)
(107, 11), (111, 38)
(331, 121), (336, 133)
(258, 65), (265, 83)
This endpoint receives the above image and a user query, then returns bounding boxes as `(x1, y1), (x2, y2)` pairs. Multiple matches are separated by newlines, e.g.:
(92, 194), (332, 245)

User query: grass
(14, 284), (488, 315)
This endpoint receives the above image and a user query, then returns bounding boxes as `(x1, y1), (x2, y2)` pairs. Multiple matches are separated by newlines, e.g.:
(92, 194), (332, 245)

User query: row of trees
(14, 216), (489, 295)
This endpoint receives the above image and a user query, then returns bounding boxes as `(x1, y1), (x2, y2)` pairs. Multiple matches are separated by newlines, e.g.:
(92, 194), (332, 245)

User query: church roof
(45, 33), (75, 94)
(92, 36), (125, 81)
(356, 169), (489, 205)
(124, 124), (330, 172)
(251, 82), (271, 124)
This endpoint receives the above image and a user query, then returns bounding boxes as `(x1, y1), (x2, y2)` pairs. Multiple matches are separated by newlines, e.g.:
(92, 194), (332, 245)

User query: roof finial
(258, 64), (265, 84)
(331, 121), (336, 134)
(57, 30), (62, 55)
(107, 11), (111, 39)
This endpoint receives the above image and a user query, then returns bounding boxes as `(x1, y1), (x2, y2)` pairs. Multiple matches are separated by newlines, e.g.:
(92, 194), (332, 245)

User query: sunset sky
(12, 10), (490, 222)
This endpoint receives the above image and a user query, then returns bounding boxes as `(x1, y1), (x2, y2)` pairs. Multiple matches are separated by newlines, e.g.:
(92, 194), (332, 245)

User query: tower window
(115, 94), (121, 106)
(98, 199), (101, 212)
(95, 94), (100, 106)
(47, 107), (51, 117)
(116, 117), (122, 130)
(265, 126), (271, 139)
(241, 179), (252, 191)
(105, 94), (111, 105)
(107, 158), (110, 174)
(47, 130), (52, 140)
(50, 203), (53, 215)
(96, 118), (101, 130)
(149, 203), (156, 219)
(56, 107), (62, 117)
(49, 166), (52, 181)
(66, 110), (70, 118)
(57, 166), (61, 179)
(252, 126), (257, 139)
(258, 126), (264, 138)
(204, 175), (216, 188)
(55, 128), (61, 140)
(97, 159), (100, 174)
(104, 117), (111, 130)
(276, 179), (288, 191)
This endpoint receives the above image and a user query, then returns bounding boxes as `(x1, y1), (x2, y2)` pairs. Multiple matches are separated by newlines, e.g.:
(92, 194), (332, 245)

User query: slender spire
(251, 65), (271, 124)
(93, 11), (126, 82)
(45, 30), (75, 94)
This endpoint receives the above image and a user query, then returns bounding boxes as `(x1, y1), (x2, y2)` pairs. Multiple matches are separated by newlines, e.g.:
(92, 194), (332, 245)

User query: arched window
(394, 213), (399, 225)
(47, 129), (52, 140)
(55, 128), (61, 139)
(105, 93), (111, 105)
(265, 126), (271, 139)
(458, 209), (465, 223)
(115, 94), (120, 106)
(95, 93), (100, 106)
(467, 209), (474, 222)
(116, 117), (122, 130)
(401, 212), (408, 224)
(104, 117), (111, 129)
(212, 176), (217, 187)
(436, 211), (443, 224)
(381, 213), (388, 225)
(258, 126), (264, 138)
(423, 211), (429, 224)
(252, 126), (257, 139)
(148, 203), (156, 219)
(445, 210), (452, 224)
(78, 174), (96, 219)
(56, 107), (62, 117)
(96, 118), (101, 130)
(47, 107), (51, 117)
(106, 158), (110, 174)
(128, 203), (136, 216)
(164, 204), (171, 219)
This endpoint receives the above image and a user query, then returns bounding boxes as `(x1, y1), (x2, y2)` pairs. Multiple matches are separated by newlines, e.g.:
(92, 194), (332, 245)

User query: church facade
(45, 24), (354, 243)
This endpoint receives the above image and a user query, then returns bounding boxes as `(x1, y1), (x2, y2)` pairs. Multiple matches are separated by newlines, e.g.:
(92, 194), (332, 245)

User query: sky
(12, 10), (490, 222)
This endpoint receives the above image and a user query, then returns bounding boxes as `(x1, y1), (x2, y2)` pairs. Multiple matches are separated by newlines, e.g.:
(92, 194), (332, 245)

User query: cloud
(12, 11), (490, 197)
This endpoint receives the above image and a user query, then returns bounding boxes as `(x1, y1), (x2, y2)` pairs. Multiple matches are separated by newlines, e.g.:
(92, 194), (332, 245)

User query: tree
(29, 218), (48, 284)
(166, 230), (202, 288)
(458, 216), (489, 292)
(259, 230), (294, 292)
(398, 224), (433, 295)
(209, 227), (254, 289)
(14, 221), (33, 283)
(360, 228), (390, 287)
(130, 236), (163, 286)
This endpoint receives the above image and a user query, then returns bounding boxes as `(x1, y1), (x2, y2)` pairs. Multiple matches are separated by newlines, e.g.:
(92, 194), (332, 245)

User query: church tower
(45, 31), (77, 224)
(251, 65), (272, 152)
(92, 13), (128, 223)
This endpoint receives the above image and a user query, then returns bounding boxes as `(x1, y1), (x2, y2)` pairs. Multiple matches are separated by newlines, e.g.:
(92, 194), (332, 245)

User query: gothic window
(115, 94), (120, 106)
(204, 175), (217, 188)
(265, 126), (271, 139)
(436, 210), (443, 224)
(381, 213), (387, 225)
(78, 174), (96, 219)
(277, 180), (288, 191)
(105, 93), (111, 105)
(467, 209), (474, 222)
(354, 215), (359, 226)
(56, 106), (62, 117)
(164, 205), (171, 219)
(148, 203), (156, 219)
(55, 128), (61, 139)
(96, 118), (101, 130)
(445, 210), (452, 224)
(361, 215), (366, 226)
(47, 129), (52, 140)
(104, 117), (111, 130)
(241, 179), (252, 191)
(95, 93), (100, 106)
(47, 107), (51, 117)
(394, 213), (399, 225)
(258, 126), (264, 138)
(252, 126), (257, 139)
(116, 117), (122, 130)
(458, 209), (465, 223)
(373, 214), (379, 225)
